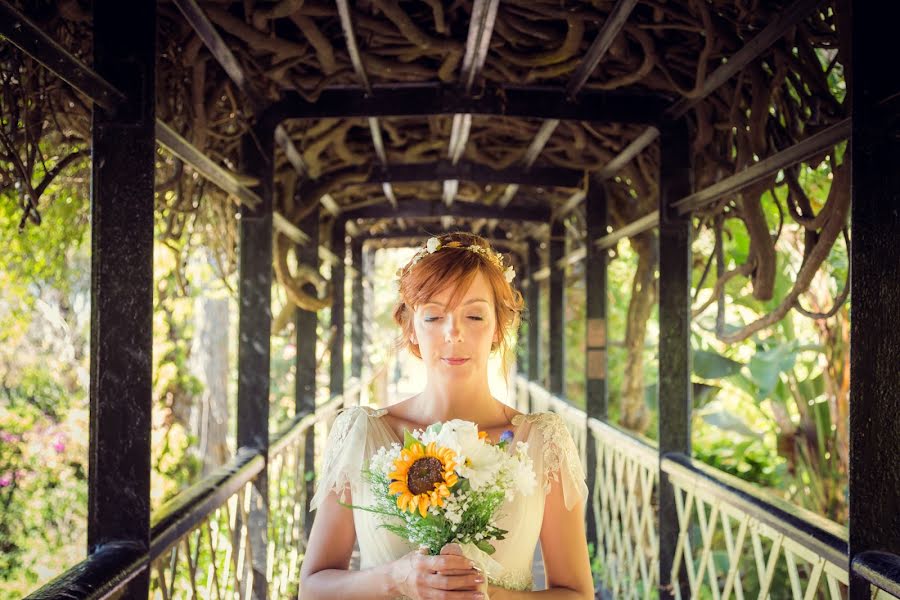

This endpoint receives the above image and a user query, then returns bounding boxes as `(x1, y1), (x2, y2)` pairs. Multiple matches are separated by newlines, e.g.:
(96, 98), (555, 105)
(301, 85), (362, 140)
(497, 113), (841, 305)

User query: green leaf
(425, 422), (442, 436)
(698, 409), (757, 437)
(748, 344), (798, 400)
(693, 350), (744, 379)
(475, 540), (496, 555)
(304, 470), (315, 482)
(403, 429), (420, 450)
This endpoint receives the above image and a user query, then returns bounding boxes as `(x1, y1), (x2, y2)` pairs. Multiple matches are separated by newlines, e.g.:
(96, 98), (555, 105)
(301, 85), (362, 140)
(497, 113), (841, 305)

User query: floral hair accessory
(396, 236), (516, 285)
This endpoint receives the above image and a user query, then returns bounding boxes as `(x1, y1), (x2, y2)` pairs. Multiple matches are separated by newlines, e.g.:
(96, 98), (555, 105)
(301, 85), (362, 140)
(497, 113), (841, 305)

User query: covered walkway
(2, 0), (899, 598)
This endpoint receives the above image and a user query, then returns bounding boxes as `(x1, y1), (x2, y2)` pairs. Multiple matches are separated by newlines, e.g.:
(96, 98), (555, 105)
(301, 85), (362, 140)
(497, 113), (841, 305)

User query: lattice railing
(510, 377), (900, 600)
(663, 455), (850, 600)
(590, 419), (660, 599)
(521, 377), (660, 598)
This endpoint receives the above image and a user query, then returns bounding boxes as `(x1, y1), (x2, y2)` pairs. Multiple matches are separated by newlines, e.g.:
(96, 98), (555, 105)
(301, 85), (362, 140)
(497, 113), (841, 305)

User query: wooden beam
(0, 0), (126, 110)
(330, 220), (346, 397)
(573, 0), (830, 204)
(548, 220), (566, 396)
(566, 0), (640, 98)
(172, 0), (306, 175)
(341, 199), (551, 222)
(666, 0), (829, 119)
(265, 84), (666, 123)
(657, 121), (693, 600)
(236, 123), (274, 599)
(849, 1), (900, 596)
(295, 206), (318, 539)
(674, 119), (851, 214)
(88, 4), (155, 597)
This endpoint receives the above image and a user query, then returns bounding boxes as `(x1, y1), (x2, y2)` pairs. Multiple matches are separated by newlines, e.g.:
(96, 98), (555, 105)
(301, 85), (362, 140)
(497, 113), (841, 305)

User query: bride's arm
(487, 479), (594, 600)
(299, 489), (398, 599)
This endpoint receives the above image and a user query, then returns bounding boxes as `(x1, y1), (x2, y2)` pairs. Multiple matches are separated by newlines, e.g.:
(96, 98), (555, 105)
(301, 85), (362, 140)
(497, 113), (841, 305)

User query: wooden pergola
(1, 0), (898, 598)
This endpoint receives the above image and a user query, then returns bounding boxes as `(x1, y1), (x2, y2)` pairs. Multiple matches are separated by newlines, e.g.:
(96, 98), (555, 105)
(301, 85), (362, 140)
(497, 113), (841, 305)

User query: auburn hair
(391, 232), (525, 377)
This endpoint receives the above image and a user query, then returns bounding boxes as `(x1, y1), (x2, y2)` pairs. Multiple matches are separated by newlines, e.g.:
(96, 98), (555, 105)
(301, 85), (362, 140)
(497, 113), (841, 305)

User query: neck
(414, 372), (505, 425)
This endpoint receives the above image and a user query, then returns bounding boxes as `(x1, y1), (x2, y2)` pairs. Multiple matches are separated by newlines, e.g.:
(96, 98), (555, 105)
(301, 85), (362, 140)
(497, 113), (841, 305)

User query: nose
(443, 315), (463, 343)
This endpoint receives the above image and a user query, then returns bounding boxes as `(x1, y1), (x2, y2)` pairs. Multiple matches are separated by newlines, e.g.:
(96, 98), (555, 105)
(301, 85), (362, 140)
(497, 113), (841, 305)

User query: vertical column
(516, 253), (528, 376)
(548, 220), (566, 397)
(237, 122), (275, 599)
(849, 2), (900, 597)
(657, 120), (693, 599)
(350, 238), (365, 381)
(88, 0), (155, 595)
(584, 183), (608, 550)
(330, 219), (346, 398)
(296, 206), (319, 537)
(526, 240), (542, 413)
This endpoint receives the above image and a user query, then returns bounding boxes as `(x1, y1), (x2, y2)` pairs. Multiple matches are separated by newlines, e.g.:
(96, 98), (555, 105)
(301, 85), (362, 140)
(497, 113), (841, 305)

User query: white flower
(426, 237), (441, 253)
(504, 265), (516, 283)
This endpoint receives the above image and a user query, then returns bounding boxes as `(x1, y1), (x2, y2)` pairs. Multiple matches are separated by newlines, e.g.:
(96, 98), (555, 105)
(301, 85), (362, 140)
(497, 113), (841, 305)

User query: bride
(300, 232), (594, 600)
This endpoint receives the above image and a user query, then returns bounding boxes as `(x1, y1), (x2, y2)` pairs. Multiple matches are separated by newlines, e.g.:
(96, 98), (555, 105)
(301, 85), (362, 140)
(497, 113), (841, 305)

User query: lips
(442, 357), (469, 366)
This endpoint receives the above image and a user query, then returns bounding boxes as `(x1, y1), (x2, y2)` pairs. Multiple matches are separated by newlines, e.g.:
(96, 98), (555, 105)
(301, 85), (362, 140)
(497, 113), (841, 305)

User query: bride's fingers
(440, 542), (463, 555)
(433, 568), (476, 577)
(425, 571), (485, 591)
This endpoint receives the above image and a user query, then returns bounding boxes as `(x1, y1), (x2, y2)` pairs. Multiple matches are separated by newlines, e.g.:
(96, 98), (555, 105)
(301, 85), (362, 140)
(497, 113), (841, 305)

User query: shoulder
(514, 411), (568, 437)
(327, 405), (388, 442)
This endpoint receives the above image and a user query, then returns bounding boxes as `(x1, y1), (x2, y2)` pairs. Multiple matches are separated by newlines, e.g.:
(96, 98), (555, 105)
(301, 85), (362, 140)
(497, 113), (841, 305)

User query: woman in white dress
(300, 233), (594, 600)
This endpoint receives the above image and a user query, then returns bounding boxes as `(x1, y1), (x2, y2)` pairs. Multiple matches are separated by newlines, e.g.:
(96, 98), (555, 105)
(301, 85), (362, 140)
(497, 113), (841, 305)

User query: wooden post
(526, 240), (542, 412)
(237, 122), (275, 599)
(350, 238), (364, 380)
(330, 219), (346, 397)
(88, 2), (155, 596)
(296, 206), (319, 538)
(657, 120), (693, 599)
(584, 182), (608, 551)
(849, 1), (900, 597)
(549, 220), (566, 396)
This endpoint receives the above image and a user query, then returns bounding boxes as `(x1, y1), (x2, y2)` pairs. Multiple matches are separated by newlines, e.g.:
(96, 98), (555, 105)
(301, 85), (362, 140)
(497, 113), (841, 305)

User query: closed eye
(468, 316), (484, 321)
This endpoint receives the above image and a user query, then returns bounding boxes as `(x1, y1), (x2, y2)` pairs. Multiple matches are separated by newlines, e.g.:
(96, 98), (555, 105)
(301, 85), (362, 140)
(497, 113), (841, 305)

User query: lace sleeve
(309, 406), (369, 510)
(535, 413), (589, 511)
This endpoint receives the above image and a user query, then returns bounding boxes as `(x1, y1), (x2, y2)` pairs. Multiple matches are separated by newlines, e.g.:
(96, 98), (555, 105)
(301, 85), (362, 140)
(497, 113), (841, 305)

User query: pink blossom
(0, 431), (19, 444)
(0, 474), (11, 488)
(53, 436), (66, 453)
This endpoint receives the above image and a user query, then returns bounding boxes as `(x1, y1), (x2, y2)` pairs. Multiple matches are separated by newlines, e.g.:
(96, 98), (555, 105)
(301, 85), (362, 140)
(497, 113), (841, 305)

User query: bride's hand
(438, 544), (489, 599)
(390, 545), (486, 599)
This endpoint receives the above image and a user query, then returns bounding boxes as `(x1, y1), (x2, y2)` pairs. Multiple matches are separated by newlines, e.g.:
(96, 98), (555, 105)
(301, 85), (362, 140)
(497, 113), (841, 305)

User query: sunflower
(389, 442), (459, 517)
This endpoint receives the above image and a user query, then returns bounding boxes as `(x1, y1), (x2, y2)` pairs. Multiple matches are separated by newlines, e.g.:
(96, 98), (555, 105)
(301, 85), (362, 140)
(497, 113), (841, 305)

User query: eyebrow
(423, 299), (490, 307)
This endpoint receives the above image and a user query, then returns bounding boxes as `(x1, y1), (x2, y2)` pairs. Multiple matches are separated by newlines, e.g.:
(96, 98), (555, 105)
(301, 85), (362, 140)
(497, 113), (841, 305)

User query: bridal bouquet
(347, 419), (536, 572)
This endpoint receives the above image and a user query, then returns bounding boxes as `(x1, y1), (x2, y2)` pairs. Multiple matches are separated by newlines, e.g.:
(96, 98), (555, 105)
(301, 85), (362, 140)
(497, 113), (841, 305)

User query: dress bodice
(309, 405), (588, 592)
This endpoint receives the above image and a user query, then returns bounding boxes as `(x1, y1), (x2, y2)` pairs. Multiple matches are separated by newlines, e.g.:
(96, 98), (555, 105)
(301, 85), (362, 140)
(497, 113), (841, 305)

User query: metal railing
(26, 379), (363, 599)
(515, 376), (900, 600)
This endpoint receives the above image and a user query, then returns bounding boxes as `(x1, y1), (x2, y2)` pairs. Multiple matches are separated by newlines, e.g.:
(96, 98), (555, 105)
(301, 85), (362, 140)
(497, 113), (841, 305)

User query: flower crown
(396, 237), (516, 284)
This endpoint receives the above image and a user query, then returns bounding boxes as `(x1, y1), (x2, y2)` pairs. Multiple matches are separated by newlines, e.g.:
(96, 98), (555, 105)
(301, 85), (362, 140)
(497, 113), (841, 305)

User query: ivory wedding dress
(309, 405), (589, 593)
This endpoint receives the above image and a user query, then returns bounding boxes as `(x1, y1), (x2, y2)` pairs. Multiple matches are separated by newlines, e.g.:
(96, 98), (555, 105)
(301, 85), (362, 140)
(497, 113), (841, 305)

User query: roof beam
(446, 0), (500, 206)
(673, 119), (850, 214)
(555, 0), (829, 219)
(341, 199), (550, 222)
(266, 84), (665, 124)
(315, 161), (583, 189)
(563, 118), (850, 257)
(335, 0), (399, 210)
(171, 0), (307, 176)
(0, 1), (125, 110)
(566, 0), (640, 99)
(666, 0), (828, 119)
